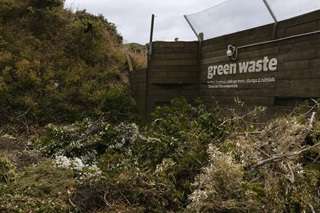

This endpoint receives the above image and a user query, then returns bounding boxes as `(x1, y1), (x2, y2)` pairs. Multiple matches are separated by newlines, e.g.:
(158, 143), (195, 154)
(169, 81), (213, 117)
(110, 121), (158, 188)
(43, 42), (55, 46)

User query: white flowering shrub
(108, 122), (139, 153)
(33, 118), (139, 165)
(55, 155), (101, 179)
(55, 156), (84, 170)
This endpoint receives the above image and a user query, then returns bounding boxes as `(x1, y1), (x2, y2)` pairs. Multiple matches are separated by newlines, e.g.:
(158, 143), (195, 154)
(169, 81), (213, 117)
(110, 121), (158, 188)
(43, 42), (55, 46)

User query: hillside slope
(0, 0), (139, 127)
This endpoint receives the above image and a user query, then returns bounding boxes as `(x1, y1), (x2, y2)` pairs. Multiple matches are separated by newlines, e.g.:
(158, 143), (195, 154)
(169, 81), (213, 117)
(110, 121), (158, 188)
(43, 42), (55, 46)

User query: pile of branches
(188, 100), (320, 213)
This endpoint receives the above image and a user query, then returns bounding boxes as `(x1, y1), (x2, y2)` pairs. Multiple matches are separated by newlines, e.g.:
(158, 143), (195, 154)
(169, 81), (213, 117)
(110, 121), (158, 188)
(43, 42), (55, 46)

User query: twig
(252, 142), (320, 168)
(107, 181), (132, 206)
(16, 108), (31, 119)
(310, 98), (318, 105)
(302, 98), (318, 115)
(100, 192), (114, 207)
(313, 154), (320, 163)
(69, 198), (77, 208)
(286, 161), (295, 183)
(309, 112), (316, 129)
(116, 188), (131, 206)
(308, 203), (316, 213)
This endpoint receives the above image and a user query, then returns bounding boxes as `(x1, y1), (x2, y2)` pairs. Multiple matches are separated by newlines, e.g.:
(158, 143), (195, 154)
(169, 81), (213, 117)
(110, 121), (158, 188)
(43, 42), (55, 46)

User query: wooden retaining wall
(145, 41), (200, 117)
(201, 10), (320, 116)
(130, 10), (320, 118)
(129, 69), (147, 117)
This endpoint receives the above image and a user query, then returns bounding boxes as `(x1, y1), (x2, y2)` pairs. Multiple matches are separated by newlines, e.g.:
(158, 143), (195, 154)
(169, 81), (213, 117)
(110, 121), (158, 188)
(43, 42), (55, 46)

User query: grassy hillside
(0, 0), (142, 128)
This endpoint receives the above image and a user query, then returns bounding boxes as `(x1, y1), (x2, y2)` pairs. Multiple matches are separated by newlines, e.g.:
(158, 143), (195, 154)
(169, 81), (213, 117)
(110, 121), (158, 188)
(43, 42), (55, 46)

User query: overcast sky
(64, 0), (320, 44)
(64, 0), (228, 44)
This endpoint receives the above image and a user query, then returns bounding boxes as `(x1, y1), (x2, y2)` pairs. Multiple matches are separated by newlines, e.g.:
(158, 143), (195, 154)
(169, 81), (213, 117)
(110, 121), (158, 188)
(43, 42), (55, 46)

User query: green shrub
(134, 97), (227, 208)
(0, 0), (137, 127)
(0, 160), (75, 212)
(34, 118), (139, 164)
(71, 166), (180, 213)
(0, 157), (15, 184)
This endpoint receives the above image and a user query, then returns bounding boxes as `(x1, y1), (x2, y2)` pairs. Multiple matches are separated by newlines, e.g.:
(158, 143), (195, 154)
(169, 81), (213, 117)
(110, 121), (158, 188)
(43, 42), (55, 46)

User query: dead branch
(68, 197), (77, 208)
(252, 142), (320, 168)
(309, 112), (316, 129)
(313, 153), (320, 163)
(100, 192), (114, 207)
(308, 203), (316, 213)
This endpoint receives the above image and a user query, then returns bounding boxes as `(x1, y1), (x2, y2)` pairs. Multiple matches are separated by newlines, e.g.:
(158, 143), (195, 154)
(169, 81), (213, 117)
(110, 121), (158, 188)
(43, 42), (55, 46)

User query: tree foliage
(0, 0), (138, 128)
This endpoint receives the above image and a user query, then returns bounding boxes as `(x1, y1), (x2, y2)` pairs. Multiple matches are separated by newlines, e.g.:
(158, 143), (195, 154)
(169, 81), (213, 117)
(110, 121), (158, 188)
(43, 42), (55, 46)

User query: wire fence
(151, 0), (320, 42)
(151, 15), (197, 42)
(185, 0), (320, 40)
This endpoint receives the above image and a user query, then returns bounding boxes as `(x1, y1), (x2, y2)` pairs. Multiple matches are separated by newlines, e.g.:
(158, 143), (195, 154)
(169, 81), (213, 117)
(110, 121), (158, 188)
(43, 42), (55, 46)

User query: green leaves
(28, 0), (65, 9)
(0, 157), (15, 184)
(133, 98), (227, 208)
(0, 1), (134, 126)
(3, 97), (320, 212)
(137, 98), (225, 166)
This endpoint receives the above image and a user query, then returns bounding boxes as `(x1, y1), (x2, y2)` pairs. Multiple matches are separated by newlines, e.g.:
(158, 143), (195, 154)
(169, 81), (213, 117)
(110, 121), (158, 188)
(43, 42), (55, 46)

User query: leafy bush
(134, 97), (227, 208)
(0, 0), (138, 128)
(0, 157), (15, 184)
(33, 118), (139, 164)
(70, 166), (180, 213)
(124, 42), (147, 70)
(2, 98), (320, 212)
(0, 160), (75, 212)
(14, 160), (74, 198)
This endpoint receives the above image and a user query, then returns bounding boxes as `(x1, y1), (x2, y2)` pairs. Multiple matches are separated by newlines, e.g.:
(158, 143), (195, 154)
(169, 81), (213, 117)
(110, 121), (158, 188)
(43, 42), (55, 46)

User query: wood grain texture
(130, 11), (320, 119)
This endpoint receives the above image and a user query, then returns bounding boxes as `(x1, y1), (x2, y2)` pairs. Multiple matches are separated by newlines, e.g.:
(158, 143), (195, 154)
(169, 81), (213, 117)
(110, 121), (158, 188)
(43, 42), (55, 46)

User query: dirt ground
(0, 134), (21, 159)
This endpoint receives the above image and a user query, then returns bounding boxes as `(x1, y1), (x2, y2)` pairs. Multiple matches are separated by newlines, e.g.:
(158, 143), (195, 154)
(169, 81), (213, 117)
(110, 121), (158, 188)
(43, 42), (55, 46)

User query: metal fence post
(262, 0), (278, 39)
(149, 14), (155, 56)
(184, 15), (201, 41)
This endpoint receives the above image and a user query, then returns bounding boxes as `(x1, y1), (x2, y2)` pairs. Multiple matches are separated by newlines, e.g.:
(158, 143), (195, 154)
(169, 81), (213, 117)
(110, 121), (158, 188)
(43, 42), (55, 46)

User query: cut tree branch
(252, 142), (320, 168)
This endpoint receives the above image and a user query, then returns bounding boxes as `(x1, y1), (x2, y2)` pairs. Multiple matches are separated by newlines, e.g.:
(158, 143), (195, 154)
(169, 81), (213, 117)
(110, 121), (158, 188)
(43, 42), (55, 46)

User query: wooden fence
(129, 10), (320, 119)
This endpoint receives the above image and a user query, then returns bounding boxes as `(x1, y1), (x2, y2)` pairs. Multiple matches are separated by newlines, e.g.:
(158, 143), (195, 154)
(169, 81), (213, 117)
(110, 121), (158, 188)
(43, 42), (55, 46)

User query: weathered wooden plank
(148, 93), (199, 102)
(277, 10), (320, 29)
(203, 24), (273, 49)
(152, 53), (199, 60)
(202, 31), (320, 62)
(202, 24), (273, 51)
(275, 69), (320, 79)
(201, 55), (228, 65)
(149, 89), (199, 96)
(151, 42), (199, 54)
(150, 84), (198, 90)
(278, 21), (319, 38)
(150, 59), (198, 66)
(152, 48), (198, 54)
(152, 41), (199, 48)
(149, 65), (199, 73)
(280, 59), (318, 71)
(200, 78), (320, 96)
(148, 71), (198, 78)
(149, 77), (198, 84)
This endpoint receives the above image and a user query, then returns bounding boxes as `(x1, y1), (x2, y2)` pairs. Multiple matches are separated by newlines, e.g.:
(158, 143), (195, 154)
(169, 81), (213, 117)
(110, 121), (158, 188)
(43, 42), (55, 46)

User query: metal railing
(183, 0), (320, 41)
